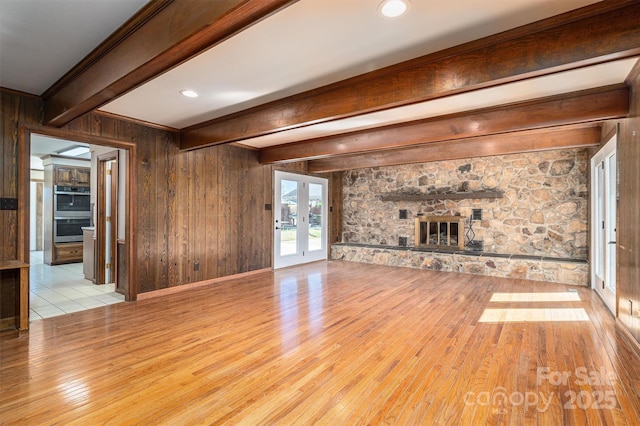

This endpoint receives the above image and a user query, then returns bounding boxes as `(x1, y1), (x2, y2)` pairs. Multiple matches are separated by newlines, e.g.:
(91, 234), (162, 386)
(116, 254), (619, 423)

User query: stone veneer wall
(334, 148), (590, 286)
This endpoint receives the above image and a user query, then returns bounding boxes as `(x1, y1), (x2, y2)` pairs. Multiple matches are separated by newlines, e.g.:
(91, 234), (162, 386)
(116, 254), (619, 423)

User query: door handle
(608, 241), (616, 244)
(275, 227), (281, 230)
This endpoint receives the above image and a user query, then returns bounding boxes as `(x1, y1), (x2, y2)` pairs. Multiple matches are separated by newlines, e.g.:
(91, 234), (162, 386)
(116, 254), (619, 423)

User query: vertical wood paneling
(0, 90), (41, 323)
(193, 148), (205, 282)
(116, 239), (128, 295)
(136, 128), (154, 293)
(203, 146), (218, 279)
(328, 172), (344, 244)
(3, 90), (278, 314)
(164, 132), (178, 288)
(229, 146), (241, 275)
(216, 146), (230, 278)
(175, 149), (189, 286)
(617, 67), (640, 343)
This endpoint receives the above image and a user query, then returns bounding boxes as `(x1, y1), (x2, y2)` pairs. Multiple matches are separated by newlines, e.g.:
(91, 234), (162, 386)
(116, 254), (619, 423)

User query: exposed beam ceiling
(43, 0), (297, 127)
(8, 0), (637, 168)
(259, 85), (629, 163)
(181, 0), (640, 150)
(307, 125), (602, 173)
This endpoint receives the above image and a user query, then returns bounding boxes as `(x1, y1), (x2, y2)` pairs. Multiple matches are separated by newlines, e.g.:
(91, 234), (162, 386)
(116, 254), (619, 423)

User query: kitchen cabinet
(42, 156), (91, 265)
(54, 165), (91, 186)
(53, 242), (84, 263)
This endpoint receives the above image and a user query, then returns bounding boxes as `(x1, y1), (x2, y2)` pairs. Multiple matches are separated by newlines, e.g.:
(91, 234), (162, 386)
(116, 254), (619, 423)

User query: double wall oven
(53, 185), (91, 243)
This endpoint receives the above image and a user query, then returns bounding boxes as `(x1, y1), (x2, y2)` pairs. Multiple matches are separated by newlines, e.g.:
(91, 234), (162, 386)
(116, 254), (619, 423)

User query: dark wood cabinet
(43, 158), (92, 265)
(54, 165), (91, 187)
(53, 242), (83, 264)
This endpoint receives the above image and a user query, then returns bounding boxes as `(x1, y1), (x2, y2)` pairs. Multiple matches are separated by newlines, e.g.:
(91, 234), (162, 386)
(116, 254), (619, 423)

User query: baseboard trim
(136, 268), (273, 301)
(0, 316), (17, 331)
(616, 319), (640, 359)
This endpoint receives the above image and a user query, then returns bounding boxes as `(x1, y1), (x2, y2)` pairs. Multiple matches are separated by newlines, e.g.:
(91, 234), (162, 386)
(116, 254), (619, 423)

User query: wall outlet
(194, 261), (200, 271)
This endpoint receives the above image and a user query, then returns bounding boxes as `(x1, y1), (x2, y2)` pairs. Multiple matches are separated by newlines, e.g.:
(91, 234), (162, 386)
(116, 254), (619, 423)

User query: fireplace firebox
(415, 215), (466, 251)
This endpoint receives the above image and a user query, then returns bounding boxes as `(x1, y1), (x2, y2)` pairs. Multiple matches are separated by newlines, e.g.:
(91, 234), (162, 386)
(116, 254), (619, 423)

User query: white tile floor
(29, 251), (125, 321)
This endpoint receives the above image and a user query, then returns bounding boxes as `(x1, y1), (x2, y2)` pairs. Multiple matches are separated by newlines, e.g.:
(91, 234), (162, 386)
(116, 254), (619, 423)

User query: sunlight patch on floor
(478, 308), (590, 323)
(490, 292), (581, 302)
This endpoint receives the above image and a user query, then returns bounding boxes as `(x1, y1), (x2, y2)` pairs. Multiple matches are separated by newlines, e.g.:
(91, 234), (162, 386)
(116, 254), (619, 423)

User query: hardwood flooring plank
(1, 261), (640, 424)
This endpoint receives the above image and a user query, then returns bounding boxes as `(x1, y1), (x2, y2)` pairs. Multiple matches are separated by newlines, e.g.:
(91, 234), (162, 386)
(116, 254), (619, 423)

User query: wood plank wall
(616, 67), (640, 343)
(1, 89), (344, 324)
(62, 113), (279, 294)
(0, 90), (41, 321)
(328, 172), (343, 244)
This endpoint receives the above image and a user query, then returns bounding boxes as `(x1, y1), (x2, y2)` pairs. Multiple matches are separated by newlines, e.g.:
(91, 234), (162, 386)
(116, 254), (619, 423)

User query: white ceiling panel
(0, 0), (149, 95)
(99, 0), (602, 129)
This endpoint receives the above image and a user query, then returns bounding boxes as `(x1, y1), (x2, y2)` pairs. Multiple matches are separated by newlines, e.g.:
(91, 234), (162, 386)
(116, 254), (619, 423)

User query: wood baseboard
(0, 316), (17, 331)
(136, 268), (272, 301)
(616, 319), (640, 359)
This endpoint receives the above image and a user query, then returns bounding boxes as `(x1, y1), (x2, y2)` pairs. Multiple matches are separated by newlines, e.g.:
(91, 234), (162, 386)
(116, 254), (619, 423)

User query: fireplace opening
(415, 215), (465, 251)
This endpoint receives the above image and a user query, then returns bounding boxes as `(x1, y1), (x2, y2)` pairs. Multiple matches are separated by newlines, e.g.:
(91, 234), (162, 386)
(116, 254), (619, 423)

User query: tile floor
(29, 251), (125, 321)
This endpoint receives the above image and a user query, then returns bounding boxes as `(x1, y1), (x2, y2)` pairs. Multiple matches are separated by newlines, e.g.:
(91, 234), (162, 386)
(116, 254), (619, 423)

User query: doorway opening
(274, 171), (328, 269)
(591, 133), (617, 315)
(27, 131), (132, 321)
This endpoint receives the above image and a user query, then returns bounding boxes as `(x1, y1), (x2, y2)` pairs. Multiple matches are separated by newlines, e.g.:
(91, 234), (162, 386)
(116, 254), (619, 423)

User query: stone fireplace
(333, 148), (590, 286)
(415, 215), (465, 251)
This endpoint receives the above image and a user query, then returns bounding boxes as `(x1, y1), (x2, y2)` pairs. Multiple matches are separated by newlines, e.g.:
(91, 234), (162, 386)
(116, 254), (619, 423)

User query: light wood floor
(1, 261), (640, 425)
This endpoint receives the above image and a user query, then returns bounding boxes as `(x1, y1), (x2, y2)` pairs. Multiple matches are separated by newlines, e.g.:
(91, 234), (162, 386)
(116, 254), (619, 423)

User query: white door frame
(274, 171), (328, 269)
(590, 134), (617, 315)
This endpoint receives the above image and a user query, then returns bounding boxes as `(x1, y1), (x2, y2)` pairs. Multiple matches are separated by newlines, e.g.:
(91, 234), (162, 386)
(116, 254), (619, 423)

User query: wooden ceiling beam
(307, 125), (602, 173)
(43, 0), (298, 127)
(259, 85), (628, 164)
(181, 0), (640, 149)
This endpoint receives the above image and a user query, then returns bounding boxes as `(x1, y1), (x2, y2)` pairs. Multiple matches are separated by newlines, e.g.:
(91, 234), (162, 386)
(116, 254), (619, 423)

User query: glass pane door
(274, 171), (328, 269)
(591, 135), (617, 314)
(279, 178), (298, 257)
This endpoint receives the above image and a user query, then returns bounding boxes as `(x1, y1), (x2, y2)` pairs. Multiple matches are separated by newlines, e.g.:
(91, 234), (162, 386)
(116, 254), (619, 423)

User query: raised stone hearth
(332, 244), (588, 286)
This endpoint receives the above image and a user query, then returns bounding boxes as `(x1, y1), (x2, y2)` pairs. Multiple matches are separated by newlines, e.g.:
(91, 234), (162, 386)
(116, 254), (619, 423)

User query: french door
(591, 135), (617, 314)
(274, 171), (328, 269)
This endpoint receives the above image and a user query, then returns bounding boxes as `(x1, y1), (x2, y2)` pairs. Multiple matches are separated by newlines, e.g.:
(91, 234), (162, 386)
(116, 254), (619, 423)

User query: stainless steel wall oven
(53, 185), (91, 216)
(53, 217), (91, 243)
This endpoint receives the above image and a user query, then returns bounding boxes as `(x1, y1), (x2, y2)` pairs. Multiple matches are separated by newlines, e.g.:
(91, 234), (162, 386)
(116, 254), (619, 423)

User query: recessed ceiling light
(180, 89), (199, 98)
(379, 0), (410, 18)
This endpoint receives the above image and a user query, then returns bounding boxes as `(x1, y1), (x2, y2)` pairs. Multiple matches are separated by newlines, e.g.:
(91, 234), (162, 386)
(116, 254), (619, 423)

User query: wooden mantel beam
(181, 1), (640, 149)
(259, 85), (628, 164)
(43, 0), (298, 127)
(307, 125), (602, 173)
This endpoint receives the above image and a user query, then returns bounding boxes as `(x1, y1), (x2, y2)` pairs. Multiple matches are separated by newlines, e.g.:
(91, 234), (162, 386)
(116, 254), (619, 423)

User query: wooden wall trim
(262, 85), (629, 164)
(18, 127), (29, 264)
(181, 1), (640, 149)
(616, 319), (640, 360)
(308, 125), (602, 173)
(20, 126), (138, 302)
(25, 125), (136, 151)
(136, 267), (272, 301)
(43, 0), (298, 127)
